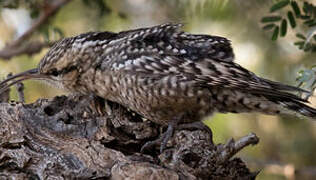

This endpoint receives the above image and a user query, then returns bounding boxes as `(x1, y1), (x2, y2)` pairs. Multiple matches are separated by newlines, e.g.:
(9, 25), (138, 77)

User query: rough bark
(0, 94), (259, 179)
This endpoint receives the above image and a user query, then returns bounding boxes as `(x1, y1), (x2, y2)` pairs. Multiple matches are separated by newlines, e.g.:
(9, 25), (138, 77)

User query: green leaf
(95, 0), (111, 16)
(1, 0), (19, 8)
(294, 41), (305, 49)
(40, 25), (50, 42)
(263, 24), (275, 31)
(303, 2), (313, 14)
(308, 22), (316, 27)
(303, 2), (309, 14)
(296, 33), (306, 40)
(81, 0), (111, 16)
(270, 0), (290, 12)
(280, 19), (287, 37)
(272, 26), (279, 41)
(81, 0), (90, 5)
(304, 43), (312, 51)
(304, 19), (315, 25)
(300, 15), (311, 20)
(261, 16), (282, 23)
(30, 8), (39, 19)
(294, 41), (305, 45)
(52, 27), (64, 38)
(118, 12), (127, 19)
(287, 11), (296, 28)
(291, 1), (301, 17)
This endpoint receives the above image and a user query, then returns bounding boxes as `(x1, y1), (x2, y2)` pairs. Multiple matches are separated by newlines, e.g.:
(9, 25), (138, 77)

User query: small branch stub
(219, 133), (260, 164)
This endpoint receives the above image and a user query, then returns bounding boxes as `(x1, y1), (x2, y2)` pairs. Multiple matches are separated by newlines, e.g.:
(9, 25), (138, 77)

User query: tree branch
(218, 133), (259, 164)
(0, 0), (71, 60)
(0, 41), (53, 59)
(0, 94), (259, 179)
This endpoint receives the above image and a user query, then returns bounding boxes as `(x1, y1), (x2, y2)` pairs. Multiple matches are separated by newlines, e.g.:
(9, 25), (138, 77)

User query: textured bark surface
(0, 94), (259, 179)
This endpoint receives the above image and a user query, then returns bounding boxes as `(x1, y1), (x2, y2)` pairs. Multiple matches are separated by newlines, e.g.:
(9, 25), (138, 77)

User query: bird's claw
(141, 120), (176, 154)
(177, 121), (213, 144)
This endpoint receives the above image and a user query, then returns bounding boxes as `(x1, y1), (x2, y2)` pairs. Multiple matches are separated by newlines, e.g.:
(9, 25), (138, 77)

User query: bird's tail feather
(279, 100), (316, 119)
(215, 88), (316, 119)
(258, 80), (316, 119)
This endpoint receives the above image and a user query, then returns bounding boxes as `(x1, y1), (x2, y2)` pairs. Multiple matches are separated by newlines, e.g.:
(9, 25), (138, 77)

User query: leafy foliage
(297, 66), (316, 99)
(261, 1), (316, 52)
(262, 1), (316, 97)
(0, 0), (42, 13)
(39, 25), (64, 42)
(81, 0), (111, 16)
(0, 0), (20, 9)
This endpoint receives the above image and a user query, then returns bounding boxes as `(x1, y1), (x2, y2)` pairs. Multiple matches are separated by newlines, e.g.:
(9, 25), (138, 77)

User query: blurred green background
(0, 0), (316, 179)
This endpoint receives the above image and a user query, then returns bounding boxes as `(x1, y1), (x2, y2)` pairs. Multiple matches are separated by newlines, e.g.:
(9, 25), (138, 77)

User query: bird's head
(0, 31), (117, 95)
(0, 37), (81, 94)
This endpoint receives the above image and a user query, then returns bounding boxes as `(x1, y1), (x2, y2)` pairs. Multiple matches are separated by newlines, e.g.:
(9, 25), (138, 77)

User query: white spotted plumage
(36, 23), (316, 126)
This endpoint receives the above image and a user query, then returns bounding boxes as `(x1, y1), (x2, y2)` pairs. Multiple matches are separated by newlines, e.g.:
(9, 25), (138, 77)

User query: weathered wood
(0, 94), (259, 179)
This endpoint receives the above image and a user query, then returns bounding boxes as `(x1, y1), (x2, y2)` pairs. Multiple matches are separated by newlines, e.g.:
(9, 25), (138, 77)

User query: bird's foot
(141, 117), (180, 154)
(140, 121), (214, 154)
(140, 121), (176, 154)
(177, 121), (214, 145)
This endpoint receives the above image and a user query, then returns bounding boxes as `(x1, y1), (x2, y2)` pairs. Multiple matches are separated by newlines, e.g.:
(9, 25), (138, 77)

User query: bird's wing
(191, 59), (308, 102)
(97, 23), (307, 103)
(99, 23), (234, 68)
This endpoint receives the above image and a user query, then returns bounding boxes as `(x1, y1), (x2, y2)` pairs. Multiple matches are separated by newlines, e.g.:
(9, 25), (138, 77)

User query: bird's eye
(51, 69), (59, 76)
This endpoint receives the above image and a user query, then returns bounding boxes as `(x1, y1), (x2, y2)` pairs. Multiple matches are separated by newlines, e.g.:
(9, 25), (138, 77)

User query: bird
(0, 23), (315, 153)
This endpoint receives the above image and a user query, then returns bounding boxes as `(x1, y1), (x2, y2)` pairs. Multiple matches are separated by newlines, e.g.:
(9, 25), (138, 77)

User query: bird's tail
(258, 79), (316, 119)
(214, 88), (316, 119)
(272, 98), (316, 118)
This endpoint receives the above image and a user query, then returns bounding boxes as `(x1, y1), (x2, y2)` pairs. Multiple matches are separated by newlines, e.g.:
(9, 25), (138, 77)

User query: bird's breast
(88, 70), (214, 125)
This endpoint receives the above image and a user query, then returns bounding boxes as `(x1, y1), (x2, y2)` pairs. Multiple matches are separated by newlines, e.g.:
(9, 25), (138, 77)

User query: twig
(0, 0), (71, 60)
(15, 82), (25, 102)
(0, 41), (53, 59)
(219, 132), (260, 164)
(0, 73), (12, 102)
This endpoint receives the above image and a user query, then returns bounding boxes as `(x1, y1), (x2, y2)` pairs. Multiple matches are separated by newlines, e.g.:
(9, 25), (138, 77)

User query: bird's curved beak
(0, 68), (45, 94)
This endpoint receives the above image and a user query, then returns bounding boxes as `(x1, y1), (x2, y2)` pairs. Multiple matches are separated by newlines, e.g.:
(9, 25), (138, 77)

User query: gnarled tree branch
(0, 94), (259, 179)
